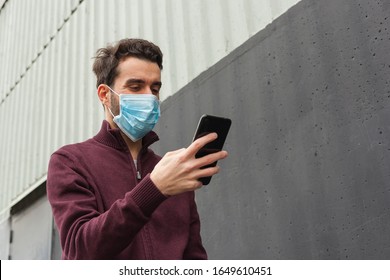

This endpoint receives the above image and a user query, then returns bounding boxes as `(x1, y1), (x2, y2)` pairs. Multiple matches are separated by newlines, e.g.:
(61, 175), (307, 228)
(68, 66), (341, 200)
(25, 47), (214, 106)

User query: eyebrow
(124, 79), (162, 88)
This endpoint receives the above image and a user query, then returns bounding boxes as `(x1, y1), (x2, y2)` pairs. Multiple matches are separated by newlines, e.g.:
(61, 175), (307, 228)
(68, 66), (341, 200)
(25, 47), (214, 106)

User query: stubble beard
(109, 92), (120, 116)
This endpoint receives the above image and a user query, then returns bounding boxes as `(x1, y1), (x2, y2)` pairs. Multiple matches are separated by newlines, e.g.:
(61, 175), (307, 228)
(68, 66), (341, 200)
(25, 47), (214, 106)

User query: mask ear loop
(107, 104), (116, 118)
(106, 85), (120, 96)
(105, 85), (120, 118)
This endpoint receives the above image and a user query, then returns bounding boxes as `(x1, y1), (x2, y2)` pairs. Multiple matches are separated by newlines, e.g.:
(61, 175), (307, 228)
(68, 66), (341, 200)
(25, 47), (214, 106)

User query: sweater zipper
(135, 150), (144, 181)
(134, 149), (153, 259)
(134, 159), (141, 181)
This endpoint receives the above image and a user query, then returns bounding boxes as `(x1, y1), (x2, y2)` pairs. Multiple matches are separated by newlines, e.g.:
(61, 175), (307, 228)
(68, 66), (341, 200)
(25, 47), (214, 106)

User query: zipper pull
(137, 170), (142, 180)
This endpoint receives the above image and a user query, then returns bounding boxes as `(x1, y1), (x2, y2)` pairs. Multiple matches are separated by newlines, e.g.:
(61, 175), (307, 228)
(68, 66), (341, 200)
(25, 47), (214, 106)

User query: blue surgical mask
(107, 86), (160, 142)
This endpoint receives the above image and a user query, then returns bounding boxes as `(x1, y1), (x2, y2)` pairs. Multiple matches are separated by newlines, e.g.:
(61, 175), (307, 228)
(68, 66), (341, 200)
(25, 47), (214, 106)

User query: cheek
(109, 94), (120, 115)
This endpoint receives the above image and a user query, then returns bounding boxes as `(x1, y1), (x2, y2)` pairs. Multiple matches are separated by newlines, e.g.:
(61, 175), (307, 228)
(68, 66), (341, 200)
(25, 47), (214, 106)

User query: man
(47, 38), (228, 259)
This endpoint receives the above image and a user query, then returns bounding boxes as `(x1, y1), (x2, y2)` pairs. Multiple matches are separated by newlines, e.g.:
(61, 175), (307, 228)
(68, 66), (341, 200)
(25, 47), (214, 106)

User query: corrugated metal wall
(0, 0), (300, 224)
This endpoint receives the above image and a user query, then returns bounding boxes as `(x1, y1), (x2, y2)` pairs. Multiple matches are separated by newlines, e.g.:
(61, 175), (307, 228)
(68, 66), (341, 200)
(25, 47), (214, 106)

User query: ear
(97, 84), (110, 106)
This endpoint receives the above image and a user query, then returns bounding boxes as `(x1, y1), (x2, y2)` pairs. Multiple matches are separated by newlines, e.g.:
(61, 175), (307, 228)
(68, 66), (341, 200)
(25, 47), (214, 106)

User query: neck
(106, 114), (142, 160)
(122, 131), (142, 160)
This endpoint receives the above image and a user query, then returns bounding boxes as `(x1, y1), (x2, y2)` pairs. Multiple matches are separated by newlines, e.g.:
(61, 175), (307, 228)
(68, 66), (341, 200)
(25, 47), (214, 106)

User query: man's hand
(150, 133), (228, 196)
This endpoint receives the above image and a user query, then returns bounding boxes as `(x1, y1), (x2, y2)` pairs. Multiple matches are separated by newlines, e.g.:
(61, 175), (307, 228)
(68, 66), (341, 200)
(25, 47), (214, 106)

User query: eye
(129, 86), (141, 92)
(151, 87), (160, 95)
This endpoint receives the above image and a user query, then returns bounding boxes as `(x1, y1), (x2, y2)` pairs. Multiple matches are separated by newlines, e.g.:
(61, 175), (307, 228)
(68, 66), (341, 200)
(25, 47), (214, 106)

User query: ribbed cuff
(131, 174), (167, 217)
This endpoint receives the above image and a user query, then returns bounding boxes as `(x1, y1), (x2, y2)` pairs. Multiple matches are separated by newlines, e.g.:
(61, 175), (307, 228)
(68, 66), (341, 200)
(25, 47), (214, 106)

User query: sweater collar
(93, 120), (159, 151)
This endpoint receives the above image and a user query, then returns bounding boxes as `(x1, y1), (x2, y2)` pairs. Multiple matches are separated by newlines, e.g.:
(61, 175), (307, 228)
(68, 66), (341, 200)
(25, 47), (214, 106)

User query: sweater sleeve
(47, 150), (167, 260)
(183, 192), (208, 260)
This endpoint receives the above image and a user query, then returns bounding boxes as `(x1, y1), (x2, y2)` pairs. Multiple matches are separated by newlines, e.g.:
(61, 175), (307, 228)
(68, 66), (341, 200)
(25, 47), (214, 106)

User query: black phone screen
(192, 114), (231, 185)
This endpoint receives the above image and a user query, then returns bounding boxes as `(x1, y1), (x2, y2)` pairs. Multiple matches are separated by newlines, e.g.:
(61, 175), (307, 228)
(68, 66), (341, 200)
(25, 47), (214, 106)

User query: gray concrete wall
(153, 0), (390, 259)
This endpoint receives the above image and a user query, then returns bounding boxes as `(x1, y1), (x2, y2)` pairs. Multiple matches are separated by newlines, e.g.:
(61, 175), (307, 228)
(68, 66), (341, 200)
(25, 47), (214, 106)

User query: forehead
(115, 57), (161, 85)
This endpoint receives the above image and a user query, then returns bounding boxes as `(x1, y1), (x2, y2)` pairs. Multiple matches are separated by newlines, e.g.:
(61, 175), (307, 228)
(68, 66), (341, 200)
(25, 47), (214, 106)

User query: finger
(193, 150), (228, 169)
(185, 133), (218, 157)
(193, 165), (220, 179)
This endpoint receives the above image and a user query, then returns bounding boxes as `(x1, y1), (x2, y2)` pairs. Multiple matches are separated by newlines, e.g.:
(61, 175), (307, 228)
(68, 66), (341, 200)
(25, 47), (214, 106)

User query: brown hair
(92, 38), (163, 88)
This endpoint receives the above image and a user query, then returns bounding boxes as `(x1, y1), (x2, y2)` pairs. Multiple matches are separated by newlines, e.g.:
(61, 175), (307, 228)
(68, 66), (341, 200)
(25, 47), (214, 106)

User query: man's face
(108, 56), (162, 115)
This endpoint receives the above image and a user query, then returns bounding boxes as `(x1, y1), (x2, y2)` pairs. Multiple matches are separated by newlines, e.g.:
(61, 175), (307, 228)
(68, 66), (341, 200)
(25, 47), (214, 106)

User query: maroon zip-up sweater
(47, 121), (207, 259)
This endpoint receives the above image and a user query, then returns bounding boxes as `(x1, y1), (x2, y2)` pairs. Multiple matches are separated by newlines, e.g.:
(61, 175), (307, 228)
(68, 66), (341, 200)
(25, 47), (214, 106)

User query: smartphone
(192, 114), (232, 185)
